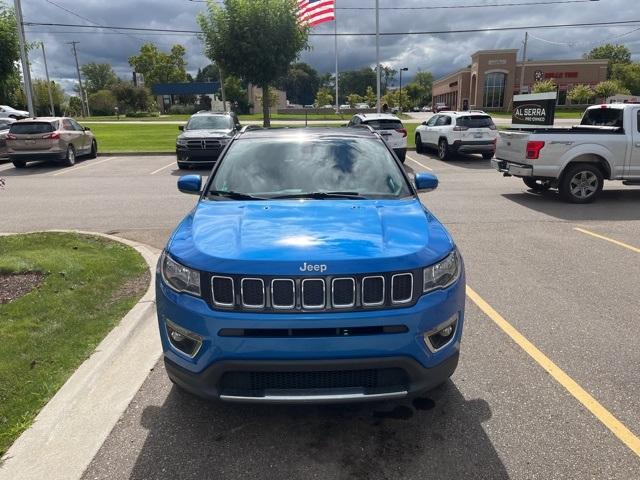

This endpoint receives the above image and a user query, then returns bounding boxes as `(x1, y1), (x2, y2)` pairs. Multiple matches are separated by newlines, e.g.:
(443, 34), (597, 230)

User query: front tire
(396, 150), (406, 163)
(559, 163), (603, 203)
(437, 138), (451, 161)
(415, 134), (424, 154)
(177, 162), (189, 170)
(482, 152), (494, 160)
(63, 145), (76, 167)
(89, 140), (97, 159)
(12, 159), (26, 168)
(523, 177), (551, 192)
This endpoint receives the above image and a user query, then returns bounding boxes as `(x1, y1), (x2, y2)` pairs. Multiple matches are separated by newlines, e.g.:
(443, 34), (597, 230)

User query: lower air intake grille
(220, 368), (408, 395)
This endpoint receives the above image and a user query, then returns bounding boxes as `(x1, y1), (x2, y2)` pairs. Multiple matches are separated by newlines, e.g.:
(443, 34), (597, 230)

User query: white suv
(415, 111), (498, 160)
(347, 113), (407, 162)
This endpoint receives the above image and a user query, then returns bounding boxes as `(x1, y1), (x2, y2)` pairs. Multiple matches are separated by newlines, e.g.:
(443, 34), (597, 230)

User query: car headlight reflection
(423, 250), (461, 293)
(160, 252), (201, 296)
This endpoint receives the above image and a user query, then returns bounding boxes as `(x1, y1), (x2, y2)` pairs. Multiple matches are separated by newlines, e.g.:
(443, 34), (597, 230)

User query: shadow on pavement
(0, 160), (60, 176)
(129, 379), (508, 480)
(170, 166), (213, 177)
(502, 188), (640, 221)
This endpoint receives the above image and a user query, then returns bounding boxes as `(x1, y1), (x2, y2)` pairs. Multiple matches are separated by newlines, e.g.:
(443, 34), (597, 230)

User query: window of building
(484, 72), (506, 108)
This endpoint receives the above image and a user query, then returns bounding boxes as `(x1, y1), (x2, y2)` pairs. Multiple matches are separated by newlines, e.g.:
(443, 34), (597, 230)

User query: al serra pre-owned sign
(511, 92), (557, 128)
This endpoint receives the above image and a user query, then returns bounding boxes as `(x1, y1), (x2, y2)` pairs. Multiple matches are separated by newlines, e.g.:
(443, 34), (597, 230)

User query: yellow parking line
(52, 156), (119, 177)
(406, 154), (433, 171)
(150, 161), (176, 175)
(574, 228), (640, 254)
(466, 285), (640, 457)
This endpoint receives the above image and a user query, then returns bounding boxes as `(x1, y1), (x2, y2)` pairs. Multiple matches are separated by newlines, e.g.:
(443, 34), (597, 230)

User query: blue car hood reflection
(168, 198), (455, 275)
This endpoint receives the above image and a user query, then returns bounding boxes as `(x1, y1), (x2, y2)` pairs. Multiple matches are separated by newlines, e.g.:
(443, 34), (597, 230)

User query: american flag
(297, 0), (335, 27)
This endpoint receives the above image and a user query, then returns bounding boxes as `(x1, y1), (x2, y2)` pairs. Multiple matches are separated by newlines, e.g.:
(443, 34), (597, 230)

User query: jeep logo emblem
(300, 262), (327, 273)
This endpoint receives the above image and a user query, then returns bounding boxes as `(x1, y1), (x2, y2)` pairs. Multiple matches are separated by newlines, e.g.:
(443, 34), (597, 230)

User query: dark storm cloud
(19, 0), (639, 92)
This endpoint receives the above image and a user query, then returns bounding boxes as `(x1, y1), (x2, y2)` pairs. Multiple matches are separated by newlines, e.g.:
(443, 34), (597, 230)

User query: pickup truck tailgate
(496, 130), (531, 163)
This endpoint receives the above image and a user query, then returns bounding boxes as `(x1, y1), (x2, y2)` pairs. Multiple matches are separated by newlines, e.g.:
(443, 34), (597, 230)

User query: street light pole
(399, 67), (408, 113)
(40, 42), (55, 116)
(375, 0), (380, 113)
(13, 0), (34, 116)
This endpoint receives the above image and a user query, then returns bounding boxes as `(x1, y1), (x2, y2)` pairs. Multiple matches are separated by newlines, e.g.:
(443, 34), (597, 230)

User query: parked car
(415, 111), (497, 160)
(158, 127), (465, 403)
(347, 113), (408, 162)
(355, 103), (370, 110)
(432, 103), (449, 113)
(493, 103), (640, 203)
(0, 105), (29, 120)
(421, 106), (431, 112)
(339, 104), (351, 110)
(0, 118), (16, 160)
(176, 111), (241, 169)
(6, 117), (97, 168)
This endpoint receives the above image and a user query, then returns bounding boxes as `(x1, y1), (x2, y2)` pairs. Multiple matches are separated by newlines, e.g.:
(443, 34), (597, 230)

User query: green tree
(195, 64), (221, 83)
(339, 68), (376, 101)
(276, 62), (320, 106)
(364, 86), (376, 107)
(128, 43), (188, 88)
(32, 79), (64, 115)
(88, 89), (118, 115)
(612, 63), (640, 95)
(567, 84), (595, 104)
(382, 89), (411, 112)
(198, 0), (309, 127)
(346, 93), (362, 107)
(111, 81), (154, 114)
(66, 96), (83, 117)
(594, 80), (630, 101)
(532, 79), (557, 93)
(315, 87), (333, 107)
(81, 63), (117, 95)
(379, 65), (397, 93)
(224, 75), (249, 112)
(585, 44), (631, 65)
(0, 3), (20, 105)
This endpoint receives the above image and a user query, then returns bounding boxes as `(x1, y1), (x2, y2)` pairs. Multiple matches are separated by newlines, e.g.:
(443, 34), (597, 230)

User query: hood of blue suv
(167, 198), (455, 275)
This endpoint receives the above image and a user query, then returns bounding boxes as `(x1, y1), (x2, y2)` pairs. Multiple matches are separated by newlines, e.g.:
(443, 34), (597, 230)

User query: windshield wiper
(272, 191), (367, 200)
(207, 190), (266, 200)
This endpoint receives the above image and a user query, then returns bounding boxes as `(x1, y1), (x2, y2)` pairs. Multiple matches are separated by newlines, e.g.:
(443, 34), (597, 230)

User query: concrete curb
(0, 231), (162, 480)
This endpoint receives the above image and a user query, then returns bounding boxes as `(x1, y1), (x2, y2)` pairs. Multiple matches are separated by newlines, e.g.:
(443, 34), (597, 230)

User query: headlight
(176, 138), (187, 146)
(423, 250), (460, 293)
(160, 252), (201, 296)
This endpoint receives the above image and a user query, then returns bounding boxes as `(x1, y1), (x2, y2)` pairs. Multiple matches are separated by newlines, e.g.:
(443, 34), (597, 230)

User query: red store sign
(544, 71), (579, 79)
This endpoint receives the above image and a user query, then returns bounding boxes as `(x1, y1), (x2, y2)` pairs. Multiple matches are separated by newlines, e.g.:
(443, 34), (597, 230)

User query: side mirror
(235, 124), (241, 130)
(178, 125), (184, 131)
(84, 127), (91, 131)
(414, 172), (438, 192)
(177, 175), (202, 195)
(421, 121), (427, 126)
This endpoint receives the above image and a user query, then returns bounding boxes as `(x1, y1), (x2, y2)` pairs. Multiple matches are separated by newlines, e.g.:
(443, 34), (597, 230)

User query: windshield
(456, 115), (494, 128)
(9, 121), (57, 134)
(209, 136), (412, 199)
(186, 116), (233, 131)
(363, 119), (403, 130)
(581, 108), (624, 127)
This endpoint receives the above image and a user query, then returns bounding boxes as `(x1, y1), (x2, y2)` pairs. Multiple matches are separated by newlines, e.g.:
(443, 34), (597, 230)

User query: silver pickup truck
(492, 104), (640, 203)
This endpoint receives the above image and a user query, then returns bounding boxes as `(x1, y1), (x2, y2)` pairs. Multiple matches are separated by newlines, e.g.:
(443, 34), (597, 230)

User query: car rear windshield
(186, 116), (232, 130)
(456, 115), (495, 128)
(9, 121), (57, 134)
(580, 108), (624, 127)
(210, 137), (411, 199)
(362, 119), (403, 130)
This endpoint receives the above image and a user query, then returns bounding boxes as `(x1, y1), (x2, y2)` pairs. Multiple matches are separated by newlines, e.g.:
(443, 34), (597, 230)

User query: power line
(23, 19), (640, 37)
(187, 0), (599, 7)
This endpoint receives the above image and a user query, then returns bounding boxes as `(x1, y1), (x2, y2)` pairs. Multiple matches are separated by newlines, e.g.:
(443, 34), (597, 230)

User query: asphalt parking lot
(1, 152), (639, 479)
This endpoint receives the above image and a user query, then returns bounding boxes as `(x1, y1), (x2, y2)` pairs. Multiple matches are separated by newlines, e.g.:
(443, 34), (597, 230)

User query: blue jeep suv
(156, 127), (465, 403)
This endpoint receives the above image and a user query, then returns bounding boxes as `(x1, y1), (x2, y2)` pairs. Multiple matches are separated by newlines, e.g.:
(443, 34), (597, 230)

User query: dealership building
(432, 49), (609, 110)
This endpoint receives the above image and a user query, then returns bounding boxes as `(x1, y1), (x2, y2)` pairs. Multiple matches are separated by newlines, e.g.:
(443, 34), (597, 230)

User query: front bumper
(453, 140), (495, 154)
(176, 146), (223, 163)
(491, 158), (533, 177)
(156, 271), (465, 403)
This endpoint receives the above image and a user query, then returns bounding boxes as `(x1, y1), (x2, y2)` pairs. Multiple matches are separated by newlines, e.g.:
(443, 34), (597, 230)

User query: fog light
(165, 319), (203, 358)
(423, 314), (458, 353)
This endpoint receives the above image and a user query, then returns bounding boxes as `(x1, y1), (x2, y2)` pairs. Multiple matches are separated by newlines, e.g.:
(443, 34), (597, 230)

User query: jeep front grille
(206, 271), (418, 313)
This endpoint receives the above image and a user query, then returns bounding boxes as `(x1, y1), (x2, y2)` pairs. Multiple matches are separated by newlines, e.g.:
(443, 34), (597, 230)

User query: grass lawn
(0, 232), (149, 456)
(84, 112), (411, 123)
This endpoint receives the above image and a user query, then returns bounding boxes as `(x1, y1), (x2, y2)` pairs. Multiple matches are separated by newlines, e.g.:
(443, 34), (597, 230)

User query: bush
(88, 90), (117, 116)
(111, 81), (154, 114)
(167, 104), (199, 115)
(126, 111), (160, 118)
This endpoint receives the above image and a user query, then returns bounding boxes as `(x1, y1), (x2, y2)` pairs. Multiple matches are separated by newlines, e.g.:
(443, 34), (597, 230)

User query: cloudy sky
(18, 0), (639, 93)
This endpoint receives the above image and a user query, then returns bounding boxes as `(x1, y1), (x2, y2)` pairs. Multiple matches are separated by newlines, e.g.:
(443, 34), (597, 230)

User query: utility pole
(40, 42), (55, 116)
(399, 67), (408, 113)
(519, 32), (528, 94)
(375, 0), (380, 113)
(68, 41), (87, 117)
(334, 3), (339, 113)
(14, 0), (34, 116)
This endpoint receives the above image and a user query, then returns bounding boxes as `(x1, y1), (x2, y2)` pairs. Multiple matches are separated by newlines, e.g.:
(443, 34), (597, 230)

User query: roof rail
(347, 124), (376, 133)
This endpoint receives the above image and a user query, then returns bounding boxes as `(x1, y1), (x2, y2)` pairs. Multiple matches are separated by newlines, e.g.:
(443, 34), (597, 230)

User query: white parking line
(51, 156), (120, 177)
(405, 154), (433, 171)
(0, 162), (15, 173)
(150, 161), (176, 175)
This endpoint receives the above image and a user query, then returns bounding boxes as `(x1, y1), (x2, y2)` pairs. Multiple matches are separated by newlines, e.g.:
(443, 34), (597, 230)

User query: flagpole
(334, 1), (339, 113)
(375, 0), (380, 113)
